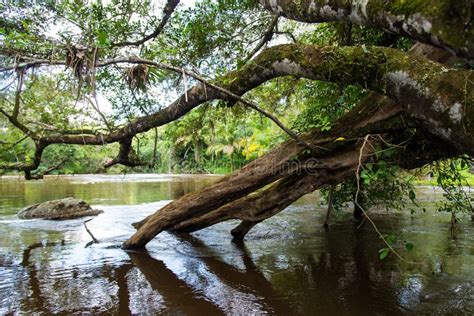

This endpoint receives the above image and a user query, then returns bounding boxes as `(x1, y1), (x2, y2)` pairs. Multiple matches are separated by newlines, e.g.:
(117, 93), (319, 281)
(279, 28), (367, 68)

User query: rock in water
(18, 197), (103, 220)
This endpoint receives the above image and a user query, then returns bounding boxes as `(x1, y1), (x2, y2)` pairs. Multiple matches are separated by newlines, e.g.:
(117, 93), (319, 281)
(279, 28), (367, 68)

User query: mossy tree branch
(2, 44), (473, 176)
(261, 0), (474, 60)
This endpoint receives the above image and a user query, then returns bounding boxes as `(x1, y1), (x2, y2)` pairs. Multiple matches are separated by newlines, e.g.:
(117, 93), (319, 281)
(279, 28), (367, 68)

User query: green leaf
(97, 30), (108, 46)
(378, 248), (389, 260)
(405, 242), (414, 251)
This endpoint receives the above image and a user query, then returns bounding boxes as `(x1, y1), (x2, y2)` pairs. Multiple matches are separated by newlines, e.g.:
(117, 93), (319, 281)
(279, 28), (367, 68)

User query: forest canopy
(0, 0), (473, 249)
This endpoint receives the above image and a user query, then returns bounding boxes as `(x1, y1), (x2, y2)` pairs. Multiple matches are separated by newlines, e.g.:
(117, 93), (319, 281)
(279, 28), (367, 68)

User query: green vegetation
(415, 168), (474, 186)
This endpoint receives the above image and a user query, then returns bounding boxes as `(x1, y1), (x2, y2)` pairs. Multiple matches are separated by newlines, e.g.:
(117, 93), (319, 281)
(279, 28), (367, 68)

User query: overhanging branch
(1, 44), (473, 176)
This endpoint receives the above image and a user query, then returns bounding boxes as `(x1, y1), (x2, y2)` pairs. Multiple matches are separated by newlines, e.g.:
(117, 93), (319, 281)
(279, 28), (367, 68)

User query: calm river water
(0, 174), (473, 315)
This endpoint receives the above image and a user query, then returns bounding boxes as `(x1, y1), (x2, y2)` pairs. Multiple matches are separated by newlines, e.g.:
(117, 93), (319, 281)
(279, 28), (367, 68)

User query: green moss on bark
(262, 0), (473, 59)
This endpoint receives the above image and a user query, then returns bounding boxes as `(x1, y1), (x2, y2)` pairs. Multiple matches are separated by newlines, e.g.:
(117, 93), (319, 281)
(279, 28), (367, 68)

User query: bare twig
(1, 59), (66, 71)
(354, 134), (417, 264)
(0, 135), (29, 152)
(0, 76), (17, 91)
(111, 0), (179, 47)
(274, 31), (297, 43)
(244, 15), (279, 63)
(25, 159), (68, 180)
(0, 107), (34, 136)
(83, 218), (99, 244)
(85, 96), (113, 132)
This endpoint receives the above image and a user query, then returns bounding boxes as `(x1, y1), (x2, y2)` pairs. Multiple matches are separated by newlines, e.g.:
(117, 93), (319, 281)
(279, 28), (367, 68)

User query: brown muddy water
(0, 174), (473, 315)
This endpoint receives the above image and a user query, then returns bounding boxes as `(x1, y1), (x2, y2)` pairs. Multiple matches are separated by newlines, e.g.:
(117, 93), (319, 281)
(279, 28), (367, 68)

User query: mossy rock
(18, 197), (103, 220)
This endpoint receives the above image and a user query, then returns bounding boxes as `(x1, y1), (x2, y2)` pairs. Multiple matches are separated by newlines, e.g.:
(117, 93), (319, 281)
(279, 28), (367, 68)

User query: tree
(0, 0), (472, 249)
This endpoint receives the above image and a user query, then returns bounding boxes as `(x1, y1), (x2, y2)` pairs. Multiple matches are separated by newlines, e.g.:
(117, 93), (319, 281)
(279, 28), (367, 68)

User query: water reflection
(0, 175), (473, 314)
(0, 174), (219, 216)
(128, 250), (222, 314)
(171, 234), (293, 314)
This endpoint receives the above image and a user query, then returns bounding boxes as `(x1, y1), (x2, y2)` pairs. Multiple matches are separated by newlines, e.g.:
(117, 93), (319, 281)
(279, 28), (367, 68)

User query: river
(0, 174), (473, 314)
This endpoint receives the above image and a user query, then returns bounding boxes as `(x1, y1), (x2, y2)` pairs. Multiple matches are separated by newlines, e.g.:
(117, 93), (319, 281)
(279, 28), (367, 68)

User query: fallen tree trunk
(123, 83), (461, 249)
(170, 150), (364, 237)
(124, 96), (394, 248)
(124, 41), (470, 249)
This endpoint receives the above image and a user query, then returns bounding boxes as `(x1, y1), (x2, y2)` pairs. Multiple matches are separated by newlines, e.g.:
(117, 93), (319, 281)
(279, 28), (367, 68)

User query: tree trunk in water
(123, 42), (470, 249)
(123, 93), (428, 249)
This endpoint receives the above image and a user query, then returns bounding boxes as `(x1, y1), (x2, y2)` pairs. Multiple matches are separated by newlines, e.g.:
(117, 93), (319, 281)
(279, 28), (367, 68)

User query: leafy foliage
(433, 159), (474, 219)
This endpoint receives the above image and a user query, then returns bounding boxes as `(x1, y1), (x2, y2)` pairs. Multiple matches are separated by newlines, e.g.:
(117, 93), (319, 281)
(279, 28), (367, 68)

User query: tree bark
(261, 0), (474, 60)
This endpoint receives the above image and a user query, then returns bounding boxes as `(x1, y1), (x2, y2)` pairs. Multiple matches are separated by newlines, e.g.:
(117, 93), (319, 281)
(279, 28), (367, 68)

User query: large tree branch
(103, 137), (146, 168)
(170, 150), (368, 235)
(226, 127), (460, 241)
(24, 158), (68, 180)
(123, 92), (415, 248)
(125, 88), (462, 248)
(0, 141), (45, 172)
(126, 43), (466, 245)
(0, 106), (35, 137)
(111, 39), (472, 248)
(261, 0), (474, 60)
(168, 41), (468, 241)
(1, 44), (472, 176)
(13, 45), (471, 151)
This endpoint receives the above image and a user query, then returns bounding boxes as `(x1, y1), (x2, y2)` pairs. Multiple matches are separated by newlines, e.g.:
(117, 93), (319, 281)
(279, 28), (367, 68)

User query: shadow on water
(13, 240), (133, 314)
(19, 241), (63, 313)
(127, 249), (222, 315)
(7, 221), (292, 313)
(297, 220), (404, 315)
(243, 214), (405, 316)
(173, 234), (293, 314)
(124, 231), (295, 315)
